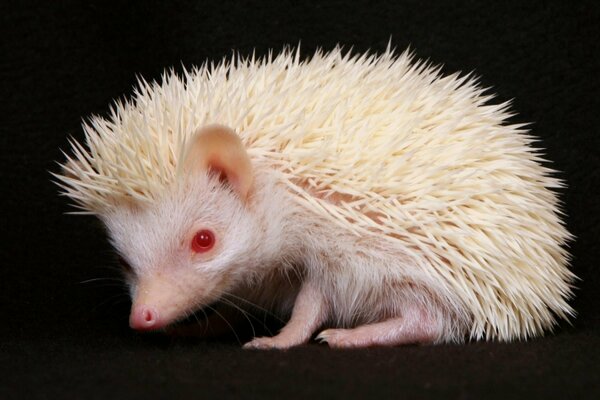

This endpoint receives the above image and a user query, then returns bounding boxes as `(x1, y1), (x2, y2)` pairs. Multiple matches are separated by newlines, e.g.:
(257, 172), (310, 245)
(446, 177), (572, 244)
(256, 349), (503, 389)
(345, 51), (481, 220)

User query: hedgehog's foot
(243, 281), (325, 350)
(316, 309), (441, 348)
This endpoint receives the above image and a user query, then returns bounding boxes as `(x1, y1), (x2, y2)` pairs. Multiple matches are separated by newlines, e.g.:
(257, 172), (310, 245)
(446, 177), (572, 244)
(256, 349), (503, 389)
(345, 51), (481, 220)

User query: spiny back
(56, 45), (574, 340)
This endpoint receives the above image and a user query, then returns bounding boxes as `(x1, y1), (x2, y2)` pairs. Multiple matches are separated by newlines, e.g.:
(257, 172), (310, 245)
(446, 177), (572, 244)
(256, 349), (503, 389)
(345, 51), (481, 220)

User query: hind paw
(316, 328), (376, 348)
(316, 315), (440, 348)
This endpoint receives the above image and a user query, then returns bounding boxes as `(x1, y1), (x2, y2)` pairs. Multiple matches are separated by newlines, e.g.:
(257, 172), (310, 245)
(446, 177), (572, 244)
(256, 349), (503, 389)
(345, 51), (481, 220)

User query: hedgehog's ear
(183, 125), (253, 201)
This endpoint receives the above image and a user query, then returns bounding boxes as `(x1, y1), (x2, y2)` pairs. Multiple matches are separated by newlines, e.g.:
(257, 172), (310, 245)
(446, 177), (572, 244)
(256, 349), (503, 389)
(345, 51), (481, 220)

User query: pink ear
(183, 125), (253, 201)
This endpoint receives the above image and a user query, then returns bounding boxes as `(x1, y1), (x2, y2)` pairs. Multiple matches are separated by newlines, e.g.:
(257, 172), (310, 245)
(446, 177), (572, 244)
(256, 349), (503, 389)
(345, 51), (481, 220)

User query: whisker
(89, 293), (130, 314)
(191, 307), (211, 336)
(79, 277), (125, 284)
(94, 265), (126, 274)
(207, 305), (241, 345)
(221, 298), (258, 338)
(82, 283), (129, 290)
(197, 306), (211, 336)
(285, 261), (303, 285)
(268, 295), (279, 330)
(108, 297), (130, 305)
(223, 293), (285, 323)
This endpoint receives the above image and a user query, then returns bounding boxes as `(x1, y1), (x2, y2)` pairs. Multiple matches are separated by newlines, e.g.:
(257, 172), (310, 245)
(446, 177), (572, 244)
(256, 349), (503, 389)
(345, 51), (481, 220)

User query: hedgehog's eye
(191, 229), (215, 253)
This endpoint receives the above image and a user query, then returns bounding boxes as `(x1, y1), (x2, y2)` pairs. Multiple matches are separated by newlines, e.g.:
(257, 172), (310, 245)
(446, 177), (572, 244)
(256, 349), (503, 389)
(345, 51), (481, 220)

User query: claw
(315, 330), (332, 343)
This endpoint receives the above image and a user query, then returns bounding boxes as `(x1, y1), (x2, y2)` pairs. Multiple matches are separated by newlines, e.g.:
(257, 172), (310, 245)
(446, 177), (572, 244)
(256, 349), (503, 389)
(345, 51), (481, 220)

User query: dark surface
(1, 1), (599, 398)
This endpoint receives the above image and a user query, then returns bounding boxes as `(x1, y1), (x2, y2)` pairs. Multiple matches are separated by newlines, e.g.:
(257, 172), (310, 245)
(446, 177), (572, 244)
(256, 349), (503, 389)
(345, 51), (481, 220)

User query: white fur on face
(101, 172), (265, 324)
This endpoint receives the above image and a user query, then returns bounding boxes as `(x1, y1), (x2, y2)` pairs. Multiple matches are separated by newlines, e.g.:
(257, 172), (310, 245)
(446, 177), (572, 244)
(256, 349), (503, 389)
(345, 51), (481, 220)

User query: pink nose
(129, 305), (161, 331)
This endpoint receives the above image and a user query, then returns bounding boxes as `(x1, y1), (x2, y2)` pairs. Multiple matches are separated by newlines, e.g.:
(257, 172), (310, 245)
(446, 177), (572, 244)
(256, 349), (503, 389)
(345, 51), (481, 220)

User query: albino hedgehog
(55, 46), (575, 349)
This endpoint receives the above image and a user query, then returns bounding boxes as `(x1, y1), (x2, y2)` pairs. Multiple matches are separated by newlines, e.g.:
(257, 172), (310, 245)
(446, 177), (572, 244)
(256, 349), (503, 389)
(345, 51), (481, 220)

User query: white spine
(56, 45), (575, 341)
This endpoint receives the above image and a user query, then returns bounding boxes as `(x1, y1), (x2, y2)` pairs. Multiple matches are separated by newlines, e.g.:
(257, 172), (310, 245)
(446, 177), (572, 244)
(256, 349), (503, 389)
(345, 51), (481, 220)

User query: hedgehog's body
(56, 46), (575, 348)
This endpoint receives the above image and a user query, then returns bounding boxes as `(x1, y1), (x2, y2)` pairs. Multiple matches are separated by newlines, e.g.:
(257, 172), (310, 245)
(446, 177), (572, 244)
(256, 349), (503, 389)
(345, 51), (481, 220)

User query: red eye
(191, 229), (215, 253)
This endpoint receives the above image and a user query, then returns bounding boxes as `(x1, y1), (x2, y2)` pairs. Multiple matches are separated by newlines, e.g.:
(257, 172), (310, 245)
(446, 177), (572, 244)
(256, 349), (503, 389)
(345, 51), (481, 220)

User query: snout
(129, 305), (166, 331)
(128, 272), (218, 332)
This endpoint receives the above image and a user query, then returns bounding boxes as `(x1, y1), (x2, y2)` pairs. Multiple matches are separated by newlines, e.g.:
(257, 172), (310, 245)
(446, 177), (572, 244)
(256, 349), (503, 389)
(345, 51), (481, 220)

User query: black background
(2, 1), (599, 398)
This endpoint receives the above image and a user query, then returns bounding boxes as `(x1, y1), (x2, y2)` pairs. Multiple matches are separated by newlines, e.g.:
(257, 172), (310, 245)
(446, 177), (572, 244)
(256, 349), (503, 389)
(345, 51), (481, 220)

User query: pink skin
(129, 305), (162, 331)
(129, 280), (440, 348)
(243, 282), (326, 349)
(130, 300), (245, 337)
(316, 310), (441, 348)
(243, 290), (440, 349)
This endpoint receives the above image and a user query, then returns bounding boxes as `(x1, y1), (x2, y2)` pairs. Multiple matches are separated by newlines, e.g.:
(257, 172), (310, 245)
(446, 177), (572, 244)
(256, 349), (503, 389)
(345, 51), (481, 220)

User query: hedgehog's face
(101, 125), (260, 332)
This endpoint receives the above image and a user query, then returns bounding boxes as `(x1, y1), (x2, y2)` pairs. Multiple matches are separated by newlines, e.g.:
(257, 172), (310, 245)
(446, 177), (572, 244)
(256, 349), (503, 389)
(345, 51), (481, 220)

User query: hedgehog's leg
(316, 306), (442, 348)
(243, 281), (326, 350)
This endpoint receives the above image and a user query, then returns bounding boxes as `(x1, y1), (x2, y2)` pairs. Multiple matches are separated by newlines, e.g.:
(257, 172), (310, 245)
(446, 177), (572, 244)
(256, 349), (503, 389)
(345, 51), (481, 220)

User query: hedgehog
(54, 45), (575, 349)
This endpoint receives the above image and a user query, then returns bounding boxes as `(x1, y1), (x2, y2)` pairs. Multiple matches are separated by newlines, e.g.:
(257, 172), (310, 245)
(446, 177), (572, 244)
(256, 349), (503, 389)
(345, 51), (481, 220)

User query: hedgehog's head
(98, 125), (267, 332)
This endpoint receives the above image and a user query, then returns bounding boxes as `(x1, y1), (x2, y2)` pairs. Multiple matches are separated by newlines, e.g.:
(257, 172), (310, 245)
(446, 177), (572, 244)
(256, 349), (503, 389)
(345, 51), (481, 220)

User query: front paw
(242, 336), (300, 350)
